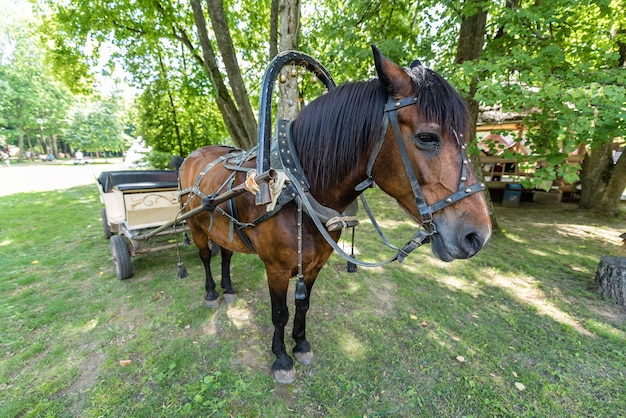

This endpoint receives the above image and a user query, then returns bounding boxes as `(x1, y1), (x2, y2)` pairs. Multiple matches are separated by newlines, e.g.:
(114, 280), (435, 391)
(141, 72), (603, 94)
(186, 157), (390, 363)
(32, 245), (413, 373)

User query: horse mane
(291, 79), (386, 194)
(291, 66), (469, 193)
(408, 65), (469, 141)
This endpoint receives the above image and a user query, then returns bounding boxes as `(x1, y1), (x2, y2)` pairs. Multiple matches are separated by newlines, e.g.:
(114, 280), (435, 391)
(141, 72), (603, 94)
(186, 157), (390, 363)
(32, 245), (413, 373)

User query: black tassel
(177, 262), (188, 280)
(183, 232), (191, 246)
(347, 226), (357, 273)
(294, 277), (307, 300)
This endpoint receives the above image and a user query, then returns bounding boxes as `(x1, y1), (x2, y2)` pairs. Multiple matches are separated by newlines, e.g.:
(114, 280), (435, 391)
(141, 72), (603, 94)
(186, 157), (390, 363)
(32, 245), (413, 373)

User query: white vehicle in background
(124, 137), (152, 168)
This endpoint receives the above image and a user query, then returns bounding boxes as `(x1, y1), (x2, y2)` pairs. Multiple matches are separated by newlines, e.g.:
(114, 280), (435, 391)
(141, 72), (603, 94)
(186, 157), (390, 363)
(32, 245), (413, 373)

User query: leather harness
(179, 52), (485, 268)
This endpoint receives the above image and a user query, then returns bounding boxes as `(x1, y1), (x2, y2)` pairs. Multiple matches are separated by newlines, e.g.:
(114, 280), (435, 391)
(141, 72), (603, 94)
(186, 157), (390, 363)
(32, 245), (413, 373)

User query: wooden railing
(479, 156), (583, 191)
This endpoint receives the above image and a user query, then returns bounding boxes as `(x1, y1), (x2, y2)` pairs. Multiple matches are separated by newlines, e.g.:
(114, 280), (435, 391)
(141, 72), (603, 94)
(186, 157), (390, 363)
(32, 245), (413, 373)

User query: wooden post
(595, 256), (626, 307)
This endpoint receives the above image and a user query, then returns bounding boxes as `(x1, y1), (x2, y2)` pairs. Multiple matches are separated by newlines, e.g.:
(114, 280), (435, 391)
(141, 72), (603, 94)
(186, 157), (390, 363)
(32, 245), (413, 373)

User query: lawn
(1, 184), (625, 417)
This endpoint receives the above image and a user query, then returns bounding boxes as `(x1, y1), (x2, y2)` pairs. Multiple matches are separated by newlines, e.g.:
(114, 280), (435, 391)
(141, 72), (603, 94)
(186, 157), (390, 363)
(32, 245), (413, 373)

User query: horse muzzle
(430, 220), (490, 261)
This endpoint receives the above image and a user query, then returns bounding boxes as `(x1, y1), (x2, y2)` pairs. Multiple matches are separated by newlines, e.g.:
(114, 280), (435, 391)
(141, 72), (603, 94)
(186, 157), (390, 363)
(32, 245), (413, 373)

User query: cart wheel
(101, 208), (112, 239)
(110, 235), (132, 280)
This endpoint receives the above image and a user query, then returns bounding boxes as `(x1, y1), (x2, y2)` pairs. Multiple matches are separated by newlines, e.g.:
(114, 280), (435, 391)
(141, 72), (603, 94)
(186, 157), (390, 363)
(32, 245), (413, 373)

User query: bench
(98, 170), (179, 193)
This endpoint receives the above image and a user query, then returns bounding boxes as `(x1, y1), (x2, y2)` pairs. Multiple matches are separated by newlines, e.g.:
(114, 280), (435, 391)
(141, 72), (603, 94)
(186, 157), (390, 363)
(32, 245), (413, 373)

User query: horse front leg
(267, 271), (296, 384)
(292, 273), (317, 366)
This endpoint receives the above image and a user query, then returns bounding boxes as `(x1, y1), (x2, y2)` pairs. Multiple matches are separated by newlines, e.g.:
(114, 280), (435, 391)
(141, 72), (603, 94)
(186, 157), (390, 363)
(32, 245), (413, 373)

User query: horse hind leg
(220, 247), (237, 304)
(200, 242), (220, 309)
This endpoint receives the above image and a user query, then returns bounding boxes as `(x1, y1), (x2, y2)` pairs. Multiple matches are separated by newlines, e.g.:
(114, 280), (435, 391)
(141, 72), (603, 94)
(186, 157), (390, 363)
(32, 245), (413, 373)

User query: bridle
(355, 88), (485, 261)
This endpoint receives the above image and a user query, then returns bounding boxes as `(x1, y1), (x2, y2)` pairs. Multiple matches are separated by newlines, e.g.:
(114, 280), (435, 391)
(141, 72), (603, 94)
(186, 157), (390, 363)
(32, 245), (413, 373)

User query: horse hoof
(274, 367), (297, 384)
(205, 298), (221, 309)
(222, 293), (237, 304)
(294, 350), (314, 365)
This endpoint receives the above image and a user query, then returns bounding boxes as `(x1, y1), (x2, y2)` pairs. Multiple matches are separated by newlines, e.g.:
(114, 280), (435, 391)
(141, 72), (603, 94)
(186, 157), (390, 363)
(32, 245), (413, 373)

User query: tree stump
(595, 256), (626, 307)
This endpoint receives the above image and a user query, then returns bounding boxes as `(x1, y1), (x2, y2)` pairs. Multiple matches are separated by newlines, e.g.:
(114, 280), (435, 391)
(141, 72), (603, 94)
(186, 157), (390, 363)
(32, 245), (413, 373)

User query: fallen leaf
(410, 314), (418, 320)
(514, 382), (525, 391)
(119, 359), (132, 367)
(512, 371), (518, 378)
(456, 356), (465, 363)
(31, 260), (39, 264)
(420, 321), (428, 327)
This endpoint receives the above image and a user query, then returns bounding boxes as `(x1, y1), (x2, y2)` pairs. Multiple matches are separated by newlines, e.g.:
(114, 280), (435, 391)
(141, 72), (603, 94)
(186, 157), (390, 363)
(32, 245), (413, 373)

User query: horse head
(370, 46), (492, 261)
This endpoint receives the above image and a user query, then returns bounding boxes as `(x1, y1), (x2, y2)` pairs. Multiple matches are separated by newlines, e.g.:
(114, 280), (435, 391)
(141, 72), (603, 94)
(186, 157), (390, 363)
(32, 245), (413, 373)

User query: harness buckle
(397, 223), (436, 263)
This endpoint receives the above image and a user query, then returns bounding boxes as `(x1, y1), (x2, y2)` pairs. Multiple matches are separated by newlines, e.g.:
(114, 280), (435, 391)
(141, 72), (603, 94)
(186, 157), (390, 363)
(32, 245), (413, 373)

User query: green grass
(1, 184), (625, 417)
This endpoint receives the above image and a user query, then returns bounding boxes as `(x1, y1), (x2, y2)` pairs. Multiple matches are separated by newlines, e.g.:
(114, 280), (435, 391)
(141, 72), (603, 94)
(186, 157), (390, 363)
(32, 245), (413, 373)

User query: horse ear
(371, 45), (412, 95)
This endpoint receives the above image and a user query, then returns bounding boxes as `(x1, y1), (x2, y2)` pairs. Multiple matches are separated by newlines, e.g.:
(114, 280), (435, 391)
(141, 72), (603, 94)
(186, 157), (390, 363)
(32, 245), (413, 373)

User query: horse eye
(415, 133), (440, 147)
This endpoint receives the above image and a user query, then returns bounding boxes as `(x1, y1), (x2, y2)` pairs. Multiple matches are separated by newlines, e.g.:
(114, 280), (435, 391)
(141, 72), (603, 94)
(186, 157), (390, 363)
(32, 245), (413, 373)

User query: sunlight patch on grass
(0, 238), (11, 246)
(584, 319), (626, 343)
(485, 270), (592, 336)
(202, 314), (219, 336)
(64, 318), (99, 336)
(339, 242), (362, 255)
(437, 275), (482, 297)
(501, 232), (526, 244)
(360, 218), (418, 230)
(527, 248), (550, 257)
(226, 303), (252, 329)
(338, 333), (367, 361)
(556, 223), (623, 245)
(345, 280), (361, 294)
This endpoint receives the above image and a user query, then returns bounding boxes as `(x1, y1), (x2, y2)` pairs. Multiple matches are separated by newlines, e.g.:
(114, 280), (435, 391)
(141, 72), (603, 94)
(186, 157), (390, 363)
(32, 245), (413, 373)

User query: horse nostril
(463, 232), (483, 257)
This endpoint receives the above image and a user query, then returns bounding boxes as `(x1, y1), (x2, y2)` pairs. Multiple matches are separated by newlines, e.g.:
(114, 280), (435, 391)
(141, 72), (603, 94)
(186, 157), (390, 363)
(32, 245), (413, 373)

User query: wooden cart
(97, 170), (188, 280)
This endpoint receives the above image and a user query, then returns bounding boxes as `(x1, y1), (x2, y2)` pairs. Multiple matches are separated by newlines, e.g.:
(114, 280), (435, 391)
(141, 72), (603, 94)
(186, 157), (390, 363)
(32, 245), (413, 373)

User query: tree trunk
(595, 256), (626, 307)
(18, 134), (24, 163)
(277, 0), (300, 120)
(157, 53), (184, 157)
(51, 134), (58, 158)
(579, 141), (626, 216)
(205, 0), (258, 146)
(269, 0), (279, 59)
(454, 2), (499, 229)
(189, 0), (255, 150)
(617, 25), (625, 67)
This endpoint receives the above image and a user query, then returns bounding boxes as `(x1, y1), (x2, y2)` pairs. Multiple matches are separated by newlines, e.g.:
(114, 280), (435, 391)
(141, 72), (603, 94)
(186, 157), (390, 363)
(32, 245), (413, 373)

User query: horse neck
(308, 161), (369, 211)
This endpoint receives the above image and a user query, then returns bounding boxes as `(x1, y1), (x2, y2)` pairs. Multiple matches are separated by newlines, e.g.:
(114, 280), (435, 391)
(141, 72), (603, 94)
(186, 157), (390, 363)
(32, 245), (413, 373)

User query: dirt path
(0, 160), (126, 196)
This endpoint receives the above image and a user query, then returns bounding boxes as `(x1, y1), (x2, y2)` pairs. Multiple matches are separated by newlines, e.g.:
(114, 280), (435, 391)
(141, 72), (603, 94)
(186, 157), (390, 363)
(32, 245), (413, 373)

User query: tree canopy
(1, 0), (624, 213)
(0, 0), (130, 160)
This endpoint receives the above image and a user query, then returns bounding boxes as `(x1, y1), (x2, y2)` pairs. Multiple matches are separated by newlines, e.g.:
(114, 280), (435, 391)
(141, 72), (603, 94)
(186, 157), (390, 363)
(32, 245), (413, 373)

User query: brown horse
(178, 47), (492, 383)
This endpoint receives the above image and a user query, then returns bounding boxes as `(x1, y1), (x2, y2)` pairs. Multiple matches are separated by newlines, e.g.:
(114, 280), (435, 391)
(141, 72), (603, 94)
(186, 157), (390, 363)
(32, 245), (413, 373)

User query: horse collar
(274, 119), (310, 191)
